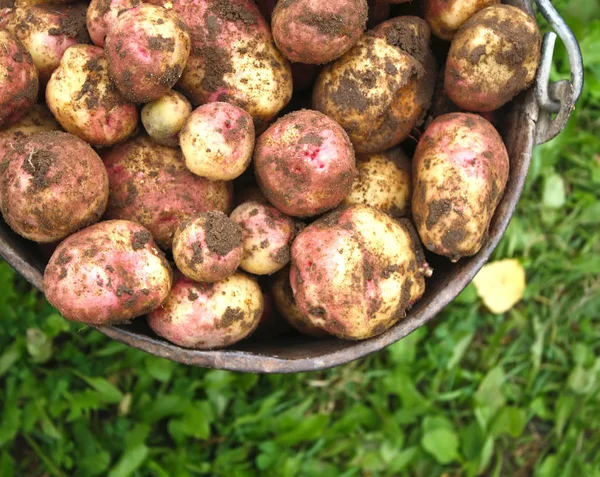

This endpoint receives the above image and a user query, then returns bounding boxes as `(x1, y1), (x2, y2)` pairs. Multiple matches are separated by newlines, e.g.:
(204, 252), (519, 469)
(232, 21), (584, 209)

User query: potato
(102, 135), (234, 249)
(1, 131), (108, 243)
(445, 5), (541, 112)
(87, 0), (141, 47)
(272, 0), (368, 64)
(3, 3), (89, 83)
(230, 201), (296, 276)
(412, 113), (509, 261)
(46, 45), (139, 147)
(254, 109), (356, 217)
(147, 272), (264, 349)
(44, 220), (173, 325)
(105, 3), (191, 103)
(270, 266), (328, 337)
(423, 0), (499, 40)
(0, 30), (38, 128)
(172, 211), (243, 283)
(141, 90), (192, 147)
(343, 148), (411, 217)
(180, 102), (255, 181)
(290, 204), (429, 340)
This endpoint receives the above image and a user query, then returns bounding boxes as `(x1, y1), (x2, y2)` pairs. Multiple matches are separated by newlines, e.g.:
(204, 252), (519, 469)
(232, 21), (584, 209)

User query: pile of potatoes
(0, 0), (541, 349)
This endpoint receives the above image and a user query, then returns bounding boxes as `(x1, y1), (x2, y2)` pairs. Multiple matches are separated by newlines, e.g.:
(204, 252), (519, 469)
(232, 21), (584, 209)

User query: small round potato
(87, 0), (141, 47)
(1, 131), (108, 243)
(423, 0), (500, 40)
(105, 3), (191, 103)
(343, 148), (411, 217)
(173, 212), (243, 283)
(44, 220), (173, 325)
(180, 102), (255, 181)
(46, 45), (139, 147)
(230, 201), (296, 276)
(147, 272), (264, 349)
(445, 5), (541, 112)
(141, 90), (192, 147)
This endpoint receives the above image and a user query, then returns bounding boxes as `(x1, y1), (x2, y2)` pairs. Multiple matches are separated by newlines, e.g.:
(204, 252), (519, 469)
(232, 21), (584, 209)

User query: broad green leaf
(567, 365), (596, 394)
(107, 445), (149, 477)
(537, 454), (558, 477)
(422, 415), (455, 433)
(26, 328), (53, 363)
(543, 173), (566, 209)
(276, 414), (330, 446)
(0, 451), (14, 477)
(555, 394), (576, 438)
(447, 332), (475, 369)
(490, 407), (527, 438)
(421, 428), (460, 464)
(388, 447), (418, 473)
(74, 373), (123, 404)
(145, 357), (176, 383)
(0, 343), (21, 378)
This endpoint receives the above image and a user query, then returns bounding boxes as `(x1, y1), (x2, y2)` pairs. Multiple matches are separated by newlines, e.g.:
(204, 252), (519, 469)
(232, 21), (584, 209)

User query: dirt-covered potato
(87, 0), (141, 47)
(172, 211), (243, 283)
(290, 204), (430, 340)
(44, 220), (173, 325)
(105, 3), (191, 103)
(3, 3), (89, 83)
(272, 0), (368, 64)
(412, 113), (509, 261)
(46, 45), (139, 147)
(180, 102), (255, 181)
(424, 0), (500, 40)
(343, 148), (411, 217)
(270, 266), (328, 337)
(0, 131), (108, 243)
(0, 30), (38, 128)
(141, 90), (192, 147)
(147, 272), (264, 349)
(230, 201), (296, 276)
(445, 5), (541, 112)
(102, 135), (234, 249)
(254, 109), (356, 217)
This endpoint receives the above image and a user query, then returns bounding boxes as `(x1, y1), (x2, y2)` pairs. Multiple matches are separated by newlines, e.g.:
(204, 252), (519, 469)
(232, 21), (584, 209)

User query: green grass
(1, 1), (600, 475)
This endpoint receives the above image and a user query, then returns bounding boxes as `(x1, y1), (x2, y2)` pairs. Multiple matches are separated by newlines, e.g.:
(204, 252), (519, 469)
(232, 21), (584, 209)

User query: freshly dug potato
(172, 211), (243, 283)
(445, 5), (541, 112)
(423, 0), (499, 40)
(343, 148), (411, 217)
(167, 0), (292, 132)
(3, 3), (89, 83)
(141, 90), (192, 147)
(147, 272), (264, 349)
(412, 113), (509, 261)
(0, 30), (38, 128)
(44, 220), (173, 325)
(46, 45), (139, 147)
(290, 204), (430, 340)
(254, 109), (356, 217)
(105, 3), (191, 103)
(87, 0), (141, 47)
(230, 201), (296, 275)
(272, 0), (368, 64)
(102, 135), (234, 249)
(0, 131), (108, 243)
(180, 102), (255, 181)
(270, 266), (328, 337)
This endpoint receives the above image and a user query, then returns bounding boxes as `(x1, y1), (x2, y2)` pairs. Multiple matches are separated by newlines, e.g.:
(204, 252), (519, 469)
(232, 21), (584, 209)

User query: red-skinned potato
(102, 135), (234, 250)
(423, 0), (500, 40)
(87, 0), (141, 47)
(44, 220), (173, 325)
(147, 272), (264, 349)
(412, 113), (509, 261)
(445, 5), (541, 112)
(141, 90), (192, 147)
(290, 204), (430, 340)
(46, 45), (139, 147)
(105, 3), (191, 103)
(0, 30), (38, 128)
(1, 131), (108, 243)
(272, 0), (368, 65)
(254, 109), (356, 218)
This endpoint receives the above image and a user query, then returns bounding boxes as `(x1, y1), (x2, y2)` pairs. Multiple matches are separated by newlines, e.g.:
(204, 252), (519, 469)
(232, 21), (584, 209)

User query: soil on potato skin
(375, 16), (430, 65)
(44, 3), (91, 44)
(204, 211), (242, 257)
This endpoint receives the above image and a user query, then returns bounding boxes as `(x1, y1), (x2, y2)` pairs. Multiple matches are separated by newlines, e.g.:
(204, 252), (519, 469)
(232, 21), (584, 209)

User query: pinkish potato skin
(172, 211), (243, 283)
(102, 135), (234, 250)
(147, 272), (264, 349)
(412, 113), (509, 261)
(1, 131), (108, 243)
(87, 0), (141, 47)
(272, 0), (368, 65)
(0, 30), (38, 128)
(424, 0), (499, 40)
(105, 4), (191, 103)
(254, 109), (356, 218)
(44, 220), (173, 325)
